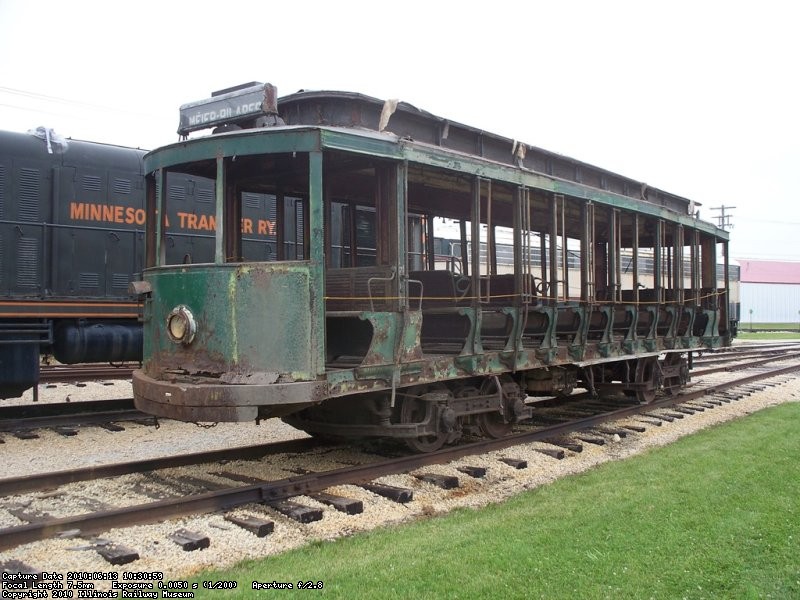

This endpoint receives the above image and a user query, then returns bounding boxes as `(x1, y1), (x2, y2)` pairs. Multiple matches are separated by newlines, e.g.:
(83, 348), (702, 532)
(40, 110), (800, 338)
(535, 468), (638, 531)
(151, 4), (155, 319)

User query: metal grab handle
(367, 268), (397, 312)
(455, 275), (471, 302)
(407, 279), (423, 311)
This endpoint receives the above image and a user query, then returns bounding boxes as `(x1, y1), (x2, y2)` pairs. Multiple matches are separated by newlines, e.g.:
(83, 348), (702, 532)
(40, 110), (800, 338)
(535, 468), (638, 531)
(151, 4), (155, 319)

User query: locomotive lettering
(68, 201), (276, 236)
(69, 201), (147, 226)
(175, 211), (214, 231)
(0, 128), (287, 401)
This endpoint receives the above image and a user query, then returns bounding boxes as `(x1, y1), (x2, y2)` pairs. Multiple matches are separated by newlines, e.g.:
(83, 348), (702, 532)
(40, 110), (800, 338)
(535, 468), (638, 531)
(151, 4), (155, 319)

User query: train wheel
(400, 394), (448, 453)
(634, 356), (660, 404)
(662, 353), (688, 395)
(477, 378), (512, 438)
(478, 411), (512, 438)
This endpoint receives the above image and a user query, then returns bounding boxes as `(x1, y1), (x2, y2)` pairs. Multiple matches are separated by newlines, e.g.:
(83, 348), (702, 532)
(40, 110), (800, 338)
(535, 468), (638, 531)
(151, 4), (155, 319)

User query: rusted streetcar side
(133, 83), (731, 451)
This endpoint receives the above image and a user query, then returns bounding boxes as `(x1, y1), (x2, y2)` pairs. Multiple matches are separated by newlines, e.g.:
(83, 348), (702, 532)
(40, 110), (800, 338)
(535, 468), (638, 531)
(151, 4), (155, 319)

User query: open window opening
(146, 153), (309, 268)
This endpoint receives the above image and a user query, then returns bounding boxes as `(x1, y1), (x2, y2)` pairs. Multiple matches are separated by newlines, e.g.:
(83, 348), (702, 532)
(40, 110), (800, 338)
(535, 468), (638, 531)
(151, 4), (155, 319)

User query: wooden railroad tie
(413, 473), (460, 490)
(168, 528), (210, 551)
(310, 492), (364, 515)
(96, 543), (140, 565)
(535, 448), (565, 460)
(225, 514), (275, 537)
(359, 482), (413, 503)
(457, 465), (487, 478)
(269, 500), (323, 523)
(499, 458), (528, 469)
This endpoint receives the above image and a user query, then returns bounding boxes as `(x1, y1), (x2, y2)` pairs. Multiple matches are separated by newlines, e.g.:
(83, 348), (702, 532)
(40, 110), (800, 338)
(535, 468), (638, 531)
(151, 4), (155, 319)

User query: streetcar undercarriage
(283, 354), (690, 452)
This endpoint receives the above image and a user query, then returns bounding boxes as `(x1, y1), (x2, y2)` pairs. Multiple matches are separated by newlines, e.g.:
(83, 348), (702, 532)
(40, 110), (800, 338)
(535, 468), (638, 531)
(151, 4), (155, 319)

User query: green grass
(736, 322), (800, 340)
(190, 403), (800, 599)
(742, 322), (799, 329)
(735, 321), (800, 340)
(737, 331), (800, 340)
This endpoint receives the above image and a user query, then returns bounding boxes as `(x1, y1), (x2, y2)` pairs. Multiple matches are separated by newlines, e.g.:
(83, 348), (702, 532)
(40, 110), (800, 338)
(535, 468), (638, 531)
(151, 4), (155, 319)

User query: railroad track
(3, 344), (798, 438)
(698, 340), (800, 355)
(0, 398), (146, 436)
(40, 364), (136, 384)
(1, 358), (798, 562)
(692, 346), (800, 366)
(691, 349), (800, 376)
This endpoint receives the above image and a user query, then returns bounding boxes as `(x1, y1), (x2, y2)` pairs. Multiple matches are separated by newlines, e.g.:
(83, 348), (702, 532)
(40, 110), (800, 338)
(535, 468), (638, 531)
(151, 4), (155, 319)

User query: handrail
(367, 268), (397, 312)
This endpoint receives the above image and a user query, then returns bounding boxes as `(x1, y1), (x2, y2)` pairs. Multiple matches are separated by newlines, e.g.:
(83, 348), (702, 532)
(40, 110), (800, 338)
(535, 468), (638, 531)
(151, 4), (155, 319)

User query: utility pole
(710, 205), (736, 230)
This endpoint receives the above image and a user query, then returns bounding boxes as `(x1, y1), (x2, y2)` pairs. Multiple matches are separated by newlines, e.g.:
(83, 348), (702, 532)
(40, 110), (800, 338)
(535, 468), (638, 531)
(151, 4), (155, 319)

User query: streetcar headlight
(166, 305), (197, 345)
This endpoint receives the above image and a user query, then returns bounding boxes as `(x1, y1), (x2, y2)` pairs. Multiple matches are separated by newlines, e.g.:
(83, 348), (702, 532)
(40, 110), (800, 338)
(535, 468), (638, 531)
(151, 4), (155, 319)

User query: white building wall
(740, 283), (800, 323)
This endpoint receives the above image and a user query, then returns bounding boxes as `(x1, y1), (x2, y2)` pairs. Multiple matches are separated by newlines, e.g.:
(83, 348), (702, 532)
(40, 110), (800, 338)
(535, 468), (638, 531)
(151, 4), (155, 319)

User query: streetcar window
(329, 202), (376, 268)
(354, 207), (376, 266)
(148, 152), (311, 266)
(283, 195), (306, 260)
(155, 173), (216, 265)
(407, 214), (426, 272)
(240, 192), (278, 262)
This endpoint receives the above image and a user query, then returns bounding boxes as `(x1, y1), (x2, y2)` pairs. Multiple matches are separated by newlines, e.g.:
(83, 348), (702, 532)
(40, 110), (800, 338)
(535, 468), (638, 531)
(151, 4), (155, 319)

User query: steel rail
(702, 341), (800, 353)
(0, 438), (320, 496)
(691, 351), (800, 376)
(40, 365), (135, 383)
(692, 349), (799, 366)
(0, 398), (135, 421)
(2, 360), (798, 552)
(0, 399), (143, 433)
(0, 409), (147, 432)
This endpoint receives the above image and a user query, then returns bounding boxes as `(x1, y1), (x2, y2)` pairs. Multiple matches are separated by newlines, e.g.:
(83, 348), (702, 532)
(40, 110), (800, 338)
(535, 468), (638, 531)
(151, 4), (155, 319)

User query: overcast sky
(1, 0), (797, 261)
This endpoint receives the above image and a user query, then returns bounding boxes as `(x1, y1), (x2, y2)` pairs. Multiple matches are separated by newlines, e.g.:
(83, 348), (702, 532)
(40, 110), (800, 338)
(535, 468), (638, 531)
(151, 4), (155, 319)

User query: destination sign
(178, 82), (279, 135)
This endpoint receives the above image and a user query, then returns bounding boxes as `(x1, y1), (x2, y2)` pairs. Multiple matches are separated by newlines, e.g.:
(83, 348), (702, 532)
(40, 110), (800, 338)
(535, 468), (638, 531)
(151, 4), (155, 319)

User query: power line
(0, 100), (90, 120)
(743, 217), (800, 226)
(0, 86), (163, 119)
(0, 85), (124, 112)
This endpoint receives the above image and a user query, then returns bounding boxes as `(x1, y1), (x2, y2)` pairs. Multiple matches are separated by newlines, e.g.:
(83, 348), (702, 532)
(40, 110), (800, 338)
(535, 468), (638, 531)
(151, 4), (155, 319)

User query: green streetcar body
(133, 86), (731, 447)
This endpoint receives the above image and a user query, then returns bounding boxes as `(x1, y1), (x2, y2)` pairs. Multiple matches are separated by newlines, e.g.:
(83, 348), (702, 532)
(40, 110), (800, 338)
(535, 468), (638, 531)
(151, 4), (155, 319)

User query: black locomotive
(0, 128), (283, 399)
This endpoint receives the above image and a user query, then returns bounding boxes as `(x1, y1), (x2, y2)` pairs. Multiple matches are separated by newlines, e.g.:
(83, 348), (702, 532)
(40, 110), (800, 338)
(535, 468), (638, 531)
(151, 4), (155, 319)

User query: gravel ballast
(1, 369), (798, 584)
